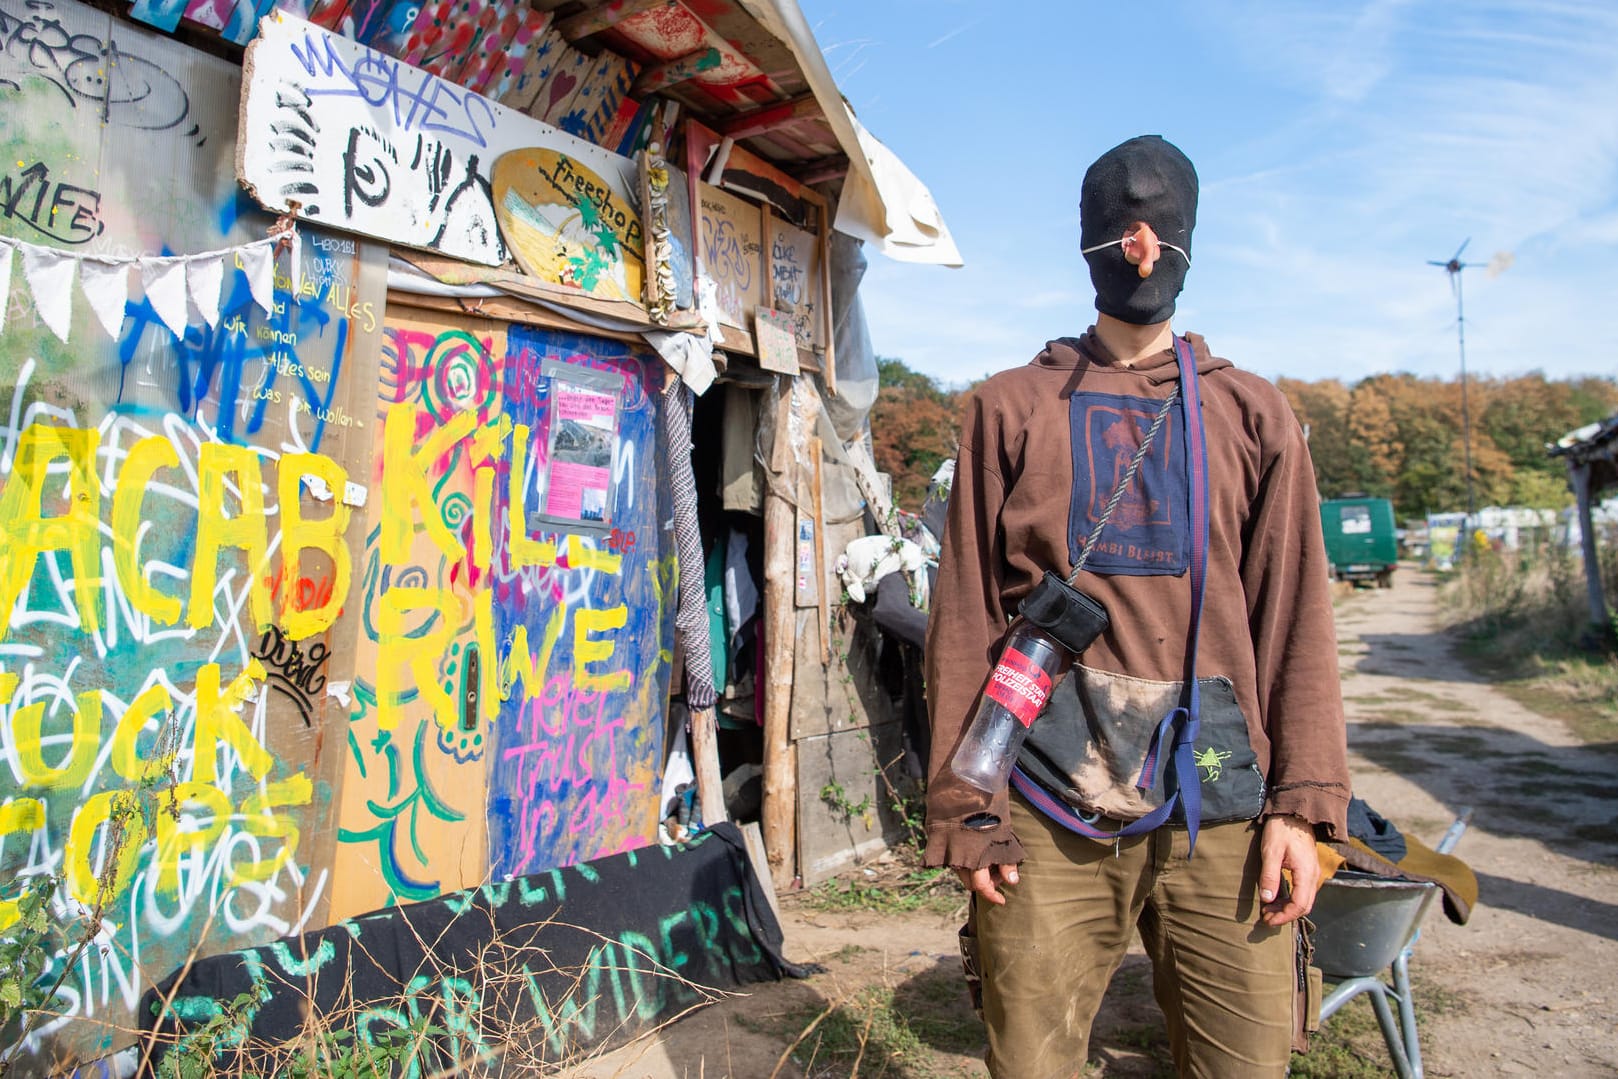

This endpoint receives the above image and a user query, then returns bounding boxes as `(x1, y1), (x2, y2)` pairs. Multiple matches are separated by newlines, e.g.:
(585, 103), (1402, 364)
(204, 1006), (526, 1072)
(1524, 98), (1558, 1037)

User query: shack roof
(1549, 411), (1618, 493)
(483, 0), (961, 265)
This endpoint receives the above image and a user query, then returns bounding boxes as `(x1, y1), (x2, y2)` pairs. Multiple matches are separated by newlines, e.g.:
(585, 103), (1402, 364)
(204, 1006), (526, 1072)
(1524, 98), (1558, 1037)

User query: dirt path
(578, 567), (1618, 1078)
(1331, 569), (1618, 1077)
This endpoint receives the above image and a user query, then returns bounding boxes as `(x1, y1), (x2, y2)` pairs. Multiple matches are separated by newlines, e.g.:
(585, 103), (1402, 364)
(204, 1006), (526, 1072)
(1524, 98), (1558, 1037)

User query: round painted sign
(493, 148), (645, 303)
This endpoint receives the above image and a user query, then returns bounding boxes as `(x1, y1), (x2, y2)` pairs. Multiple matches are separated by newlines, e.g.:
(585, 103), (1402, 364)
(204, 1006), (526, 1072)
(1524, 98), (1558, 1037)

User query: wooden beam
(719, 93), (821, 141)
(556, 0), (669, 43)
(689, 705), (728, 829)
(794, 154), (848, 186)
(817, 200), (837, 398)
(631, 46), (722, 98)
(761, 379), (808, 891)
(847, 437), (900, 538)
(810, 435), (830, 666)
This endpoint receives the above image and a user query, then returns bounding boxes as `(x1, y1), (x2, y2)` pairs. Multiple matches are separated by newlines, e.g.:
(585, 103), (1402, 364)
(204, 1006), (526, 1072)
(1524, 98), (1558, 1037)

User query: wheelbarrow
(1309, 811), (1470, 1079)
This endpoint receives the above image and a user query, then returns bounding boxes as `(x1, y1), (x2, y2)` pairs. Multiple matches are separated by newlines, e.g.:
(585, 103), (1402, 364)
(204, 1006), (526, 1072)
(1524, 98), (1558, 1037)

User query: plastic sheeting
(821, 232), (879, 443)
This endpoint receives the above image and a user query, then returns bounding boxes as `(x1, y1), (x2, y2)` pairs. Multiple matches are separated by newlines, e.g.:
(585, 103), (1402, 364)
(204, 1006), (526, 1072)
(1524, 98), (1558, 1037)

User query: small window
(1339, 505), (1372, 535)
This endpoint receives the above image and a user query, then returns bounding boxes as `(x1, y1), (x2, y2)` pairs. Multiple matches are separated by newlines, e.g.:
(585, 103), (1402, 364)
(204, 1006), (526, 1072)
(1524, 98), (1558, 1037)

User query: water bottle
(949, 572), (1110, 795)
(949, 622), (1071, 793)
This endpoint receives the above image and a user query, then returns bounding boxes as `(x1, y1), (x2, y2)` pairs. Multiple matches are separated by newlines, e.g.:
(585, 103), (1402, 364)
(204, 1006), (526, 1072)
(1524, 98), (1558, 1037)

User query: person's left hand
(1258, 814), (1320, 927)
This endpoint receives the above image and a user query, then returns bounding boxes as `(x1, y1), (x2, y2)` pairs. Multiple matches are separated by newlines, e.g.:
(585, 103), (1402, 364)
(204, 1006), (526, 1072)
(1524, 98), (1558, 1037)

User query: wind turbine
(1428, 238), (1478, 534)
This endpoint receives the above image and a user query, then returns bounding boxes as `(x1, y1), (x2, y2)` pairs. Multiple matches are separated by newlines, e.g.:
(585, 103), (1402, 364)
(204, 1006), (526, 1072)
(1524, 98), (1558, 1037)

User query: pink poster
(544, 379), (618, 523)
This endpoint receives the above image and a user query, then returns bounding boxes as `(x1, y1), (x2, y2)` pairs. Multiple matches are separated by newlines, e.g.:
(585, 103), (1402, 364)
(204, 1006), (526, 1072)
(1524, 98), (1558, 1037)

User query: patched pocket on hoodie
(1190, 676), (1265, 823)
(1017, 664), (1264, 824)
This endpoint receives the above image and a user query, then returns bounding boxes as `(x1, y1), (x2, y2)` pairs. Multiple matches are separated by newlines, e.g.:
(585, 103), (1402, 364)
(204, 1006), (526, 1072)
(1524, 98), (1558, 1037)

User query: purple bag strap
(1011, 334), (1210, 853)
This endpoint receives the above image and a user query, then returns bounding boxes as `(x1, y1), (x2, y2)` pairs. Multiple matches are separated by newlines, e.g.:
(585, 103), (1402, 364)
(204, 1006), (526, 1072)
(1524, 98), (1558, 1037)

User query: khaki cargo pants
(972, 793), (1297, 1079)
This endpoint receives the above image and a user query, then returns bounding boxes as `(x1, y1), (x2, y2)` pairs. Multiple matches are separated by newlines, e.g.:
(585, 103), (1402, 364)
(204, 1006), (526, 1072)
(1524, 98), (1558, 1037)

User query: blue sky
(797, 0), (1618, 388)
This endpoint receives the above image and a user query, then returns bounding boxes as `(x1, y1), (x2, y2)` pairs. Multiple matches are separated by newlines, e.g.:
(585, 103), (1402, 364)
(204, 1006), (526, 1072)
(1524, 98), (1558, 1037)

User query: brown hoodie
(924, 330), (1349, 870)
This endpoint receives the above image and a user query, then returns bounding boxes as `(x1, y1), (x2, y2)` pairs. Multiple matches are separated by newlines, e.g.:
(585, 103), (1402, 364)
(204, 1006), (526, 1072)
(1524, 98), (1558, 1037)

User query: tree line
(871, 355), (1618, 520)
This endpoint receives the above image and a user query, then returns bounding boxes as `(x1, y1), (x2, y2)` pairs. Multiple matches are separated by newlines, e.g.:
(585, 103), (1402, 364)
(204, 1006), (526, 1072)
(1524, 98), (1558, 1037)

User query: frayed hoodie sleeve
(923, 394), (1024, 869)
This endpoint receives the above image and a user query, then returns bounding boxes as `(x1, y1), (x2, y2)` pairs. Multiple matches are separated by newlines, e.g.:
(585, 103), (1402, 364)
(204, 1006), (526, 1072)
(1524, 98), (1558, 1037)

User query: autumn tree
(1277, 377), (1357, 496)
(1275, 368), (1617, 518)
(869, 355), (963, 508)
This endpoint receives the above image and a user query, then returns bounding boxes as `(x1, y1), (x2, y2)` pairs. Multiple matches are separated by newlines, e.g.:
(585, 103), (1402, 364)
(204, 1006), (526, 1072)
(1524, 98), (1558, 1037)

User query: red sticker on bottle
(983, 646), (1053, 727)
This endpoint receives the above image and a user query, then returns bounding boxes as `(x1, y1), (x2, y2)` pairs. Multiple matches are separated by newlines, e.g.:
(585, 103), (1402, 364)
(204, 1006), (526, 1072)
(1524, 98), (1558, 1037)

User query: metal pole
(1454, 271), (1476, 540)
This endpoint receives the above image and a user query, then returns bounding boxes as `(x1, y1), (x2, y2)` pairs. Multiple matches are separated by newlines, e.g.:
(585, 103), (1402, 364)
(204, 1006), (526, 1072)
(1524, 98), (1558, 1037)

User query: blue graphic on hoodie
(1067, 391), (1189, 576)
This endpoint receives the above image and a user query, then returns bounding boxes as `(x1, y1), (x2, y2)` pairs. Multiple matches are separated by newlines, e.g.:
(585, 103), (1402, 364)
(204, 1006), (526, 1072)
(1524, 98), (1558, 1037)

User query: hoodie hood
(1034, 330), (1231, 383)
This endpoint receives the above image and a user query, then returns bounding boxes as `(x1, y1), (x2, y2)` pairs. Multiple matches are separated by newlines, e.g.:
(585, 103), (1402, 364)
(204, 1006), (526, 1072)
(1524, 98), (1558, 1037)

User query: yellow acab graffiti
(0, 423), (353, 642)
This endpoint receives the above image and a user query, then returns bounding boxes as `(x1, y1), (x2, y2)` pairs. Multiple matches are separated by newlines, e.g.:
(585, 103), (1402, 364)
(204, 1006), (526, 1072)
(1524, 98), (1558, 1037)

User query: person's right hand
(955, 863), (1020, 905)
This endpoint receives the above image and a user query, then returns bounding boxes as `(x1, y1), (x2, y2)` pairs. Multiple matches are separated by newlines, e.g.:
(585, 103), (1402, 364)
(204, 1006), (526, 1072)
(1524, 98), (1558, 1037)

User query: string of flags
(0, 226), (301, 345)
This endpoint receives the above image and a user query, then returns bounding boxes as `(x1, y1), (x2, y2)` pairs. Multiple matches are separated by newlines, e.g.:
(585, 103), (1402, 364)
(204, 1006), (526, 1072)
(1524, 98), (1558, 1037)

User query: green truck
(1320, 496), (1398, 588)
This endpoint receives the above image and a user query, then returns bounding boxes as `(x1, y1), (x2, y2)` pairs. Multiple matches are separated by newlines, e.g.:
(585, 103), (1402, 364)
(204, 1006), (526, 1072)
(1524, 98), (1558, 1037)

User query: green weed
(803, 868), (958, 917)
(746, 978), (982, 1078)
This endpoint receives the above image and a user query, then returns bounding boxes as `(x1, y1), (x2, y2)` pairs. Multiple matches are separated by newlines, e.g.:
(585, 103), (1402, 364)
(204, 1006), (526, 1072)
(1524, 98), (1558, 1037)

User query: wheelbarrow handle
(1435, 808), (1472, 856)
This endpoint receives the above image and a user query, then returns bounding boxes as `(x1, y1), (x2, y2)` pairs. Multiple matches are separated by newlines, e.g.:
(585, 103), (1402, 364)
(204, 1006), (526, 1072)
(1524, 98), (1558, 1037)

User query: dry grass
(1438, 540), (1618, 744)
(6, 874), (738, 1079)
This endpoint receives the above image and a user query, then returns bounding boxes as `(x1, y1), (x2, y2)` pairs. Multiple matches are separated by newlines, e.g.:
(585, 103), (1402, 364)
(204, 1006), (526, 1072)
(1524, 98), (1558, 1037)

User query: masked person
(924, 135), (1350, 1078)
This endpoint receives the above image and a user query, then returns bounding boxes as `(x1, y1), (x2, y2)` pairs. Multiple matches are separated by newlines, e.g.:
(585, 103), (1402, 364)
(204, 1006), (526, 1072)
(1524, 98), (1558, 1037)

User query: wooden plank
(811, 435), (830, 665)
(565, 50), (643, 148)
(557, 0), (668, 42)
(761, 379), (803, 890)
(689, 705), (728, 830)
(238, 11), (639, 268)
(384, 290), (646, 344)
(395, 250), (662, 327)
(740, 821), (781, 925)
(720, 93), (822, 141)
(696, 180), (765, 335)
(817, 201), (837, 397)
(495, 23), (565, 112)
(631, 45), (721, 98)
(769, 215), (823, 352)
(795, 154), (850, 186)
(795, 719), (908, 887)
(847, 438), (899, 537)
(716, 138), (821, 229)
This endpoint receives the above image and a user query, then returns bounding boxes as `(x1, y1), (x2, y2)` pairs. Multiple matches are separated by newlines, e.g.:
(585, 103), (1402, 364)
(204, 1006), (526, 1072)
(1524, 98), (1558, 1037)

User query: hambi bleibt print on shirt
(1066, 391), (1189, 576)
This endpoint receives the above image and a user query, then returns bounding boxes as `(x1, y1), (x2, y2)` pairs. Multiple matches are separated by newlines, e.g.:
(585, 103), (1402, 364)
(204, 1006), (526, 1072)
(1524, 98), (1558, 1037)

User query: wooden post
(1570, 463), (1610, 631)
(817, 201), (838, 398)
(761, 379), (804, 890)
(810, 434), (830, 666)
(688, 705), (728, 829)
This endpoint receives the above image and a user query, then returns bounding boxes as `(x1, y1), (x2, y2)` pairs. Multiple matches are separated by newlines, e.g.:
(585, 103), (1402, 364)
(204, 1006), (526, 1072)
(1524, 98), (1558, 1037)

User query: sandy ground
(575, 567), (1618, 1078)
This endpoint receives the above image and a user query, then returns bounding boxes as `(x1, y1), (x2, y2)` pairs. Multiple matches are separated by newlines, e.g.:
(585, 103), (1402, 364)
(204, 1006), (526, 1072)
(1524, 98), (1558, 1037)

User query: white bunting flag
(287, 228), (303, 299)
(141, 258), (189, 338)
(21, 245), (76, 343)
(0, 243), (12, 332)
(239, 243), (275, 315)
(187, 255), (225, 329)
(79, 260), (131, 339)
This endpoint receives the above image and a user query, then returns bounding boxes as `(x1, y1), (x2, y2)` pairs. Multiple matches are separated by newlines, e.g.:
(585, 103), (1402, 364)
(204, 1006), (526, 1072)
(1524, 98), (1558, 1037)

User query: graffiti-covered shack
(0, 0), (959, 1072)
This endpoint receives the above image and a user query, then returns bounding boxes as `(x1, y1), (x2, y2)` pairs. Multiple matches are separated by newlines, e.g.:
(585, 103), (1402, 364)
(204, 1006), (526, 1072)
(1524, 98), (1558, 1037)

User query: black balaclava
(1079, 135), (1198, 325)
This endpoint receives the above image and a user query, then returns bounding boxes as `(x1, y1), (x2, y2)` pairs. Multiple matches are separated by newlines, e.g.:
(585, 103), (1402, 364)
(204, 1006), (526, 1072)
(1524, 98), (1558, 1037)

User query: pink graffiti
(501, 674), (644, 868)
(379, 326), (504, 423)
